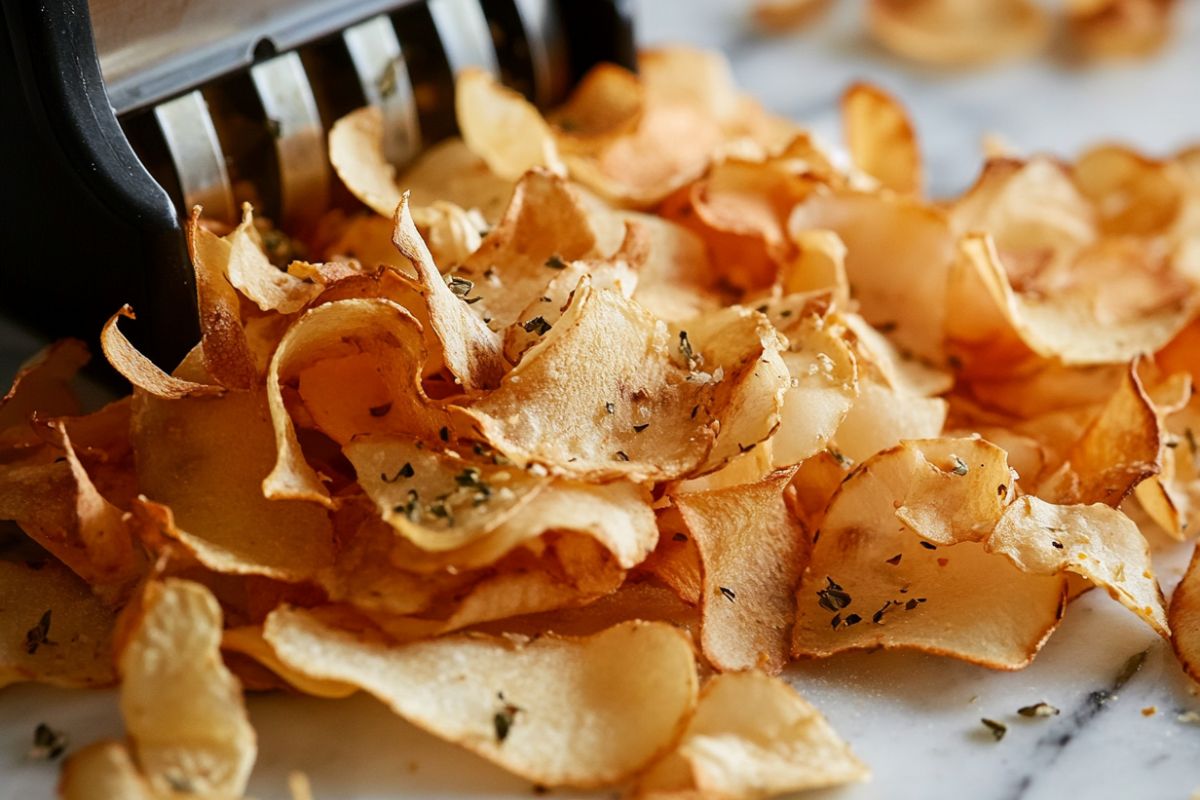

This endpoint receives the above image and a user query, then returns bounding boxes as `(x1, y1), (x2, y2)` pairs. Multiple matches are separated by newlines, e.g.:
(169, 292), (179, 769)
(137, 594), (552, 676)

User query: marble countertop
(4, 1), (1200, 798)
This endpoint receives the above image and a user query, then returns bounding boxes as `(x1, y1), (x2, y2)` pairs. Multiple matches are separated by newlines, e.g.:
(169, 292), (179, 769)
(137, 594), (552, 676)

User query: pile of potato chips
(3, 45), (1200, 799)
(755, 0), (1179, 64)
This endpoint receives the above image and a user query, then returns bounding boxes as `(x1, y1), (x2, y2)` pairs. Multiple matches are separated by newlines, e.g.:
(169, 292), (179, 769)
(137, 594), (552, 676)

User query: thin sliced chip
(778, 229), (850, 310)
(773, 313), (859, 466)
(623, 212), (722, 322)
(793, 440), (1066, 669)
(59, 741), (160, 800)
(225, 206), (321, 313)
(101, 307), (222, 399)
(0, 559), (116, 689)
(754, 0), (832, 30)
(636, 671), (868, 798)
(672, 468), (805, 673)
(187, 209), (258, 391)
(397, 138), (515, 224)
(328, 105), (403, 217)
(264, 298), (450, 507)
(988, 496), (1169, 638)
(344, 433), (547, 552)
(832, 379), (947, 463)
(867, 0), (1050, 66)
(133, 356), (333, 581)
(1170, 544), (1200, 683)
(0, 339), (88, 435)
(1073, 144), (1184, 236)
(221, 626), (357, 699)
(264, 610), (698, 788)
(391, 195), (505, 390)
(456, 68), (562, 181)
(119, 579), (256, 797)
(842, 82), (922, 195)
(549, 63), (643, 145)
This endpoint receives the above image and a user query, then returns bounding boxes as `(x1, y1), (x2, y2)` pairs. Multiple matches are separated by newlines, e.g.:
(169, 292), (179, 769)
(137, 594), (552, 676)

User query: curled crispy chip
(101, 307), (222, 399)
(0, 423), (140, 596)
(391, 195), (505, 390)
(671, 468), (805, 673)
(328, 105), (403, 217)
(842, 82), (921, 195)
(867, 0), (1050, 66)
(1170, 544), (1200, 683)
(0, 559), (116, 689)
(832, 379), (947, 464)
(59, 741), (160, 800)
(988, 496), (1169, 637)
(265, 298), (450, 507)
(774, 314), (859, 466)
(754, 0), (832, 30)
(1067, 0), (1176, 59)
(187, 209), (258, 391)
(0, 339), (88, 435)
(456, 68), (563, 181)
(344, 434), (546, 552)
(133, 354), (333, 581)
(793, 439), (1066, 669)
(119, 579), (256, 797)
(1073, 145), (1184, 236)
(264, 610), (697, 787)
(636, 671), (868, 798)
(224, 206), (321, 313)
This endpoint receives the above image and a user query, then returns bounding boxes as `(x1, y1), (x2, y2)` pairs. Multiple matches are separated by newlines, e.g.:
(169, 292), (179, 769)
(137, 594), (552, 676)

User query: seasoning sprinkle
(25, 610), (53, 655)
(632, 423), (649, 434)
(843, 613), (862, 626)
(981, 718), (1007, 741)
(544, 254), (568, 270)
(737, 442), (756, 454)
(522, 316), (552, 335)
(886, 553), (902, 566)
(719, 586), (736, 602)
(368, 402), (392, 417)
(439, 427), (450, 442)
(679, 331), (694, 364)
(950, 455), (969, 476)
(29, 723), (67, 760)
(614, 450), (630, 462)
(672, 533), (688, 542)
(919, 541), (937, 550)
(447, 276), (474, 297)
(1017, 702), (1060, 718)
(817, 577), (851, 612)
(493, 695), (521, 743)
(381, 463), (414, 483)
(605, 402), (616, 414)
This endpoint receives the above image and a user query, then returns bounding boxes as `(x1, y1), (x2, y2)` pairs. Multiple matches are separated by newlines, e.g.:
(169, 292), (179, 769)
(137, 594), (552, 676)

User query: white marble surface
(5, 1), (1200, 798)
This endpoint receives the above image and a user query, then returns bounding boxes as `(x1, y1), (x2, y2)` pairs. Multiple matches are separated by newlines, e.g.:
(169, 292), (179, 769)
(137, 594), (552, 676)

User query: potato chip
(264, 297), (450, 507)
(0, 559), (116, 689)
(478, 579), (698, 639)
(1169, 544), (1200, 683)
(777, 229), (850, 310)
(119, 579), (255, 797)
(867, 0), (1050, 66)
(187, 209), (258, 391)
(623, 213), (723, 322)
(344, 433), (547, 552)
(1036, 360), (1161, 506)
(671, 468), (805, 673)
(1067, 0), (1176, 59)
(788, 189), (955, 362)
(456, 68), (563, 181)
(397, 138), (515, 224)
(224, 206), (322, 313)
(773, 313), (859, 466)
(988, 496), (1169, 637)
(549, 63), (643, 145)
(1073, 145), (1184, 236)
(101, 307), (223, 399)
(221, 626), (357, 699)
(328, 105), (404, 217)
(793, 439), (1066, 669)
(831, 379), (947, 464)
(0, 339), (88, 437)
(59, 741), (161, 800)
(635, 671), (868, 798)
(754, 0), (832, 30)
(264, 610), (697, 787)
(842, 82), (922, 195)
(391, 196), (505, 390)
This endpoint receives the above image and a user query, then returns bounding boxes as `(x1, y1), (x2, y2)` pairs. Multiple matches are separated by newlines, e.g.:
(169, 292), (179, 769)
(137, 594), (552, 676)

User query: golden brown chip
(1170, 544), (1200, 683)
(119, 579), (256, 797)
(328, 105), (404, 217)
(456, 68), (563, 181)
(635, 671), (868, 798)
(988, 496), (1169, 637)
(793, 439), (1066, 669)
(101, 307), (223, 399)
(1073, 145), (1184, 236)
(391, 195), (505, 390)
(672, 468), (805, 673)
(224, 206), (322, 313)
(0, 559), (116, 689)
(264, 610), (698, 788)
(753, 0), (832, 30)
(187, 209), (258, 391)
(1067, 0), (1176, 59)
(0, 339), (88, 437)
(867, 0), (1050, 66)
(549, 63), (643, 145)
(842, 82), (922, 195)
(773, 314), (859, 467)
(264, 297), (451, 507)
(58, 741), (161, 800)
(221, 626), (357, 699)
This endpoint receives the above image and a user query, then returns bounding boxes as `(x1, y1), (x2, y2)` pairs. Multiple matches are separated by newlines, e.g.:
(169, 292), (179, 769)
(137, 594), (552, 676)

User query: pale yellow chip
(119, 579), (256, 797)
(221, 626), (357, 699)
(456, 68), (563, 181)
(842, 82), (922, 196)
(635, 671), (868, 798)
(793, 439), (1066, 669)
(0, 559), (116, 689)
(672, 468), (805, 673)
(988, 496), (1169, 638)
(59, 741), (161, 800)
(867, 0), (1050, 66)
(264, 609), (697, 788)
